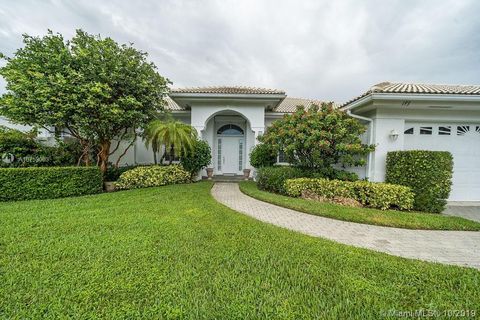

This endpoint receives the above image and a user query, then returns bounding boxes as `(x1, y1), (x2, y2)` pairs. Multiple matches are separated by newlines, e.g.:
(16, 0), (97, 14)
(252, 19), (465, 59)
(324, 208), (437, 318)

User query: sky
(0, 0), (479, 103)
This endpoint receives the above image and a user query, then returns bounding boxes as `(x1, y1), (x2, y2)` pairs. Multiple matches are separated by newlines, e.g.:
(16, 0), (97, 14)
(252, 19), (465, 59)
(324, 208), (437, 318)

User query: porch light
(389, 129), (399, 141)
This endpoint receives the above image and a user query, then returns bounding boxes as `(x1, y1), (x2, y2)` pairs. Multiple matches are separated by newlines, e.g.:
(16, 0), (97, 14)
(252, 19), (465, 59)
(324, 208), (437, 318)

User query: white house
(3, 83), (480, 201)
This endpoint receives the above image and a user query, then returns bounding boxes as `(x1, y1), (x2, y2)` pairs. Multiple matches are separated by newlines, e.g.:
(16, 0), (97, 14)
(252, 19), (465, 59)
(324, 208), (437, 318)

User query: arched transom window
(217, 124), (244, 135)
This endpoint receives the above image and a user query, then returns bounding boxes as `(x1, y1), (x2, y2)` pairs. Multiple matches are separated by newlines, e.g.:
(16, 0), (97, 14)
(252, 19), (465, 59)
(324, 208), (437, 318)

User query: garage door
(404, 123), (480, 201)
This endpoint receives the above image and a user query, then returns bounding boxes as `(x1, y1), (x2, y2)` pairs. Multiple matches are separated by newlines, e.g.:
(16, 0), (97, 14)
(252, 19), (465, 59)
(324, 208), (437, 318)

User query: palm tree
(143, 119), (197, 164)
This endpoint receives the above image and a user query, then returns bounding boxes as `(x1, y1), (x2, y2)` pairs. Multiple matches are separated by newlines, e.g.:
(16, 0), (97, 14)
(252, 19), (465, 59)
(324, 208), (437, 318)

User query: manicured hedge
(285, 178), (414, 210)
(104, 165), (139, 182)
(256, 166), (358, 195)
(0, 167), (103, 202)
(115, 165), (191, 190)
(256, 166), (309, 194)
(386, 151), (453, 213)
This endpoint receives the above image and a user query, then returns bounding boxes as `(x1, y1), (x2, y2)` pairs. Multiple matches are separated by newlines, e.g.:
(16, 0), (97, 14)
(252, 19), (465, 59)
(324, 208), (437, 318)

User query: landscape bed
(239, 181), (480, 231)
(0, 182), (479, 318)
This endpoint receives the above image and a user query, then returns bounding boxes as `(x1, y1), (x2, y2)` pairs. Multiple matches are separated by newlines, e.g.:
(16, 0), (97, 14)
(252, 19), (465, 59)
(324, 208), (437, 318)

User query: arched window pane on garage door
(217, 124), (244, 135)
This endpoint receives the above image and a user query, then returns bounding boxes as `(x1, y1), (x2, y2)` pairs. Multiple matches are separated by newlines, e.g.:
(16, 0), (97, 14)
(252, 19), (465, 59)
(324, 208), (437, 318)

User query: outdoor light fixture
(389, 129), (399, 141)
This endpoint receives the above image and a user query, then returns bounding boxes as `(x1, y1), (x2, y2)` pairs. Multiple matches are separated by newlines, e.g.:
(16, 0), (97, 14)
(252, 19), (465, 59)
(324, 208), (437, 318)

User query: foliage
(0, 126), (38, 165)
(0, 183), (479, 318)
(0, 29), (170, 172)
(104, 165), (139, 182)
(256, 166), (309, 194)
(260, 104), (374, 170)
(0, 166), (102, 201)
(180, 140), (212, 179)
(0, 126), (83, 167)
(239, 181), (480, 230)
(115, 165), (190, 190)
(386, 151), (453, 213)
(144, 119), (197, 165)
(256, 166), (358, 195)
(285, 178), (414, 210)
(249, 143), (277, 168)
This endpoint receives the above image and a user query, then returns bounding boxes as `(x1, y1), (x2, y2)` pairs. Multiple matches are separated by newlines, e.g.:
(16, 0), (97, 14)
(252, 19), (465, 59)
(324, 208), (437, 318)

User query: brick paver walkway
(212, 183), (480, 269)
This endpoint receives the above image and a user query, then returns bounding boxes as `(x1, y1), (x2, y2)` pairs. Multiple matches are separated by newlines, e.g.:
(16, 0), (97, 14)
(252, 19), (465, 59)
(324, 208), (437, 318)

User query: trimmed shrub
(249, 144), (277, 168)
(285, 178), (414, 210)
(0, 166), (102, 201)
(256, 166), (359, 195)
(386, 151), (453, 213)
(256, 166), (309, 194)
(180, 140), (212, 179)
(115, 165), (190, 190)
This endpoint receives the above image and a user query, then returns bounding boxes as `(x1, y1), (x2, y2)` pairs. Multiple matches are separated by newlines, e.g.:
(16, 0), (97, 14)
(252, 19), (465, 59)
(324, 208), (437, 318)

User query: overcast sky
(1, 0), (479, 102)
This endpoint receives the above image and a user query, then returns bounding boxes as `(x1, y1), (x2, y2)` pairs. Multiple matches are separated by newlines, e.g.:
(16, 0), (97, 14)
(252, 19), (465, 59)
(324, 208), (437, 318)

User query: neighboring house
(342, 82), (480, 201)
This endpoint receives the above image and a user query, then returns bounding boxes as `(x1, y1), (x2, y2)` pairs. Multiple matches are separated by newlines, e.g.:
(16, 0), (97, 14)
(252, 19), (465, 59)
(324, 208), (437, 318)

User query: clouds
(0, 0), (479, 102)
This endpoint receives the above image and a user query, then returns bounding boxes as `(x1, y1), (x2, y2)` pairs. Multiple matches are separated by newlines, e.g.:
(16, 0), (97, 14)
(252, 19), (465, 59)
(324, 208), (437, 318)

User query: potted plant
(206, 168), (214, 179)
(243, 168), (251, 180)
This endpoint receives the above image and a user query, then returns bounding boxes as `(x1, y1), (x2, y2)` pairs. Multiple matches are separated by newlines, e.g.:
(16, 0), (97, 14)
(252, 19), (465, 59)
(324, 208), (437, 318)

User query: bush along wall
(0, 167), (103, 201)
(285, 178), (414, 211)
(385, 150), (453, 213)
(115, 165), (191, 190)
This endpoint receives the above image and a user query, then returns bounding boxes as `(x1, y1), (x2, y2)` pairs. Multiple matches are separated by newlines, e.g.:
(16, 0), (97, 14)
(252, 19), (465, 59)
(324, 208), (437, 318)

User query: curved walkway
(212, 183), (480, 269)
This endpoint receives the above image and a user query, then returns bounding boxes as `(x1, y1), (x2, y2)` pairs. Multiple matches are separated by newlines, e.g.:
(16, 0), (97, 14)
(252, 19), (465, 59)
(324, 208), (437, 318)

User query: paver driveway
(212, 183), (480, 269)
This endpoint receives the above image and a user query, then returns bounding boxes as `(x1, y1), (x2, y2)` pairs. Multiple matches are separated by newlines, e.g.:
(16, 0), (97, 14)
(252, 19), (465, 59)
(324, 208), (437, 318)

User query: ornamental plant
(180, 140), (212, 179)
(115, 165), (190, 190)
(260, 104), (374, 170)
(386, 150), (453, 213)
(249, 143), (277, 168)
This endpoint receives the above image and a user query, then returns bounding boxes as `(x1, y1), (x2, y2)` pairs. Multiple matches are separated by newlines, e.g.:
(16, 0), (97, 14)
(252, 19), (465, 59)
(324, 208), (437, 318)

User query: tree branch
(115, 132), (137, 168)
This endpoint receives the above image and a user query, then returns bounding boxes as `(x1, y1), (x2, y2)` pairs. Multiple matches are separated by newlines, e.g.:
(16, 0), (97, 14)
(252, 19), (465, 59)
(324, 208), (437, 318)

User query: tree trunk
(78, 140), (91, 166)
(98, 141), (111, 174)
(153, 151), (157, 165)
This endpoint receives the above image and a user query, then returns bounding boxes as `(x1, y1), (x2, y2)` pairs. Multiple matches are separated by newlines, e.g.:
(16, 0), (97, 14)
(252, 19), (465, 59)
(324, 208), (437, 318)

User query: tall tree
(143, 119), (197, 165)
(260, 103), (374, 170)
(0, 30), (170, 172)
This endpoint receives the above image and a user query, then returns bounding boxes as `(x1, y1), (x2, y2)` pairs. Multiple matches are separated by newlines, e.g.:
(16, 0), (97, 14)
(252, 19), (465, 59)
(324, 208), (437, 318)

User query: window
(457, 125), (470, 136)
(278, 150), (287, 163)
(404, 128), (414, 135)
(217, 138), (222, 171)
(238, 139), (243, 171)
(438, 126), (451, 135)
(419, 127), (432, 135)
(217, 124), (244, 135)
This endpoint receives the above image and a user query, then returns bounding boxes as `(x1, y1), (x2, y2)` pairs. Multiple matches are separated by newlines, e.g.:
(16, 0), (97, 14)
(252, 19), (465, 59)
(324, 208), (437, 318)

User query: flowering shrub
(115, 165), (190, 190)
(285, 178), (414, 210)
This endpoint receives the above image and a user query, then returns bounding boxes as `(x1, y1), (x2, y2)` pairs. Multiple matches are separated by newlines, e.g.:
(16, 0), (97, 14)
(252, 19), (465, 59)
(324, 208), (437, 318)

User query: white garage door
(403, 123), (480, 201)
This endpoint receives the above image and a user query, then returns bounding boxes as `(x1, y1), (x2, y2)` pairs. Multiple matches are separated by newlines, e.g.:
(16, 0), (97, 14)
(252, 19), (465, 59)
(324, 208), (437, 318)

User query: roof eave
(342, 93), (480, 111)
(169, 92), (286, 100)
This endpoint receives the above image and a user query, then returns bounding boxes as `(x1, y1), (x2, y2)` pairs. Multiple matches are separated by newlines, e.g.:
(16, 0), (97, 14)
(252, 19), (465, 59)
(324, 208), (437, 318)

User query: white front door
(218, 137), (244, 175)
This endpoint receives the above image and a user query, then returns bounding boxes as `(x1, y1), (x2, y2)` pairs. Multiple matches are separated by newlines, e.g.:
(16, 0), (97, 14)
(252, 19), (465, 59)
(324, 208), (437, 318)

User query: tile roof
(170, 86), (286, 95)
(164, 95), (333, 113)
(275, 97), (335, 113)
(342, 82), (480, 107)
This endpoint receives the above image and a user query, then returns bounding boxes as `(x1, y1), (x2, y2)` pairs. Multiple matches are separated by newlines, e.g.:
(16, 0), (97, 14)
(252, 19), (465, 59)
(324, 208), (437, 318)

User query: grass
(0, 182), (479, 319)
(239, 181), (480, 231)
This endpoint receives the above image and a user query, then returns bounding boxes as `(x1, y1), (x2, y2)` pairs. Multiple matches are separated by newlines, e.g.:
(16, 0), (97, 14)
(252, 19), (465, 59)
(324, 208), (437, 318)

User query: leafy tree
(180, 139), (211, 179)
(143, 119), (197, 165)
(0, 30), (170, 172)
(249, 143), (277, 168)
(260, 104), (374, 170)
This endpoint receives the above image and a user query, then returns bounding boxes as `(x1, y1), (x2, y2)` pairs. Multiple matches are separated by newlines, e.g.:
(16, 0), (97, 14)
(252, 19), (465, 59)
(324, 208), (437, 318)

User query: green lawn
(1, 182), (479, 319)
(239, 181), (480, 231)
